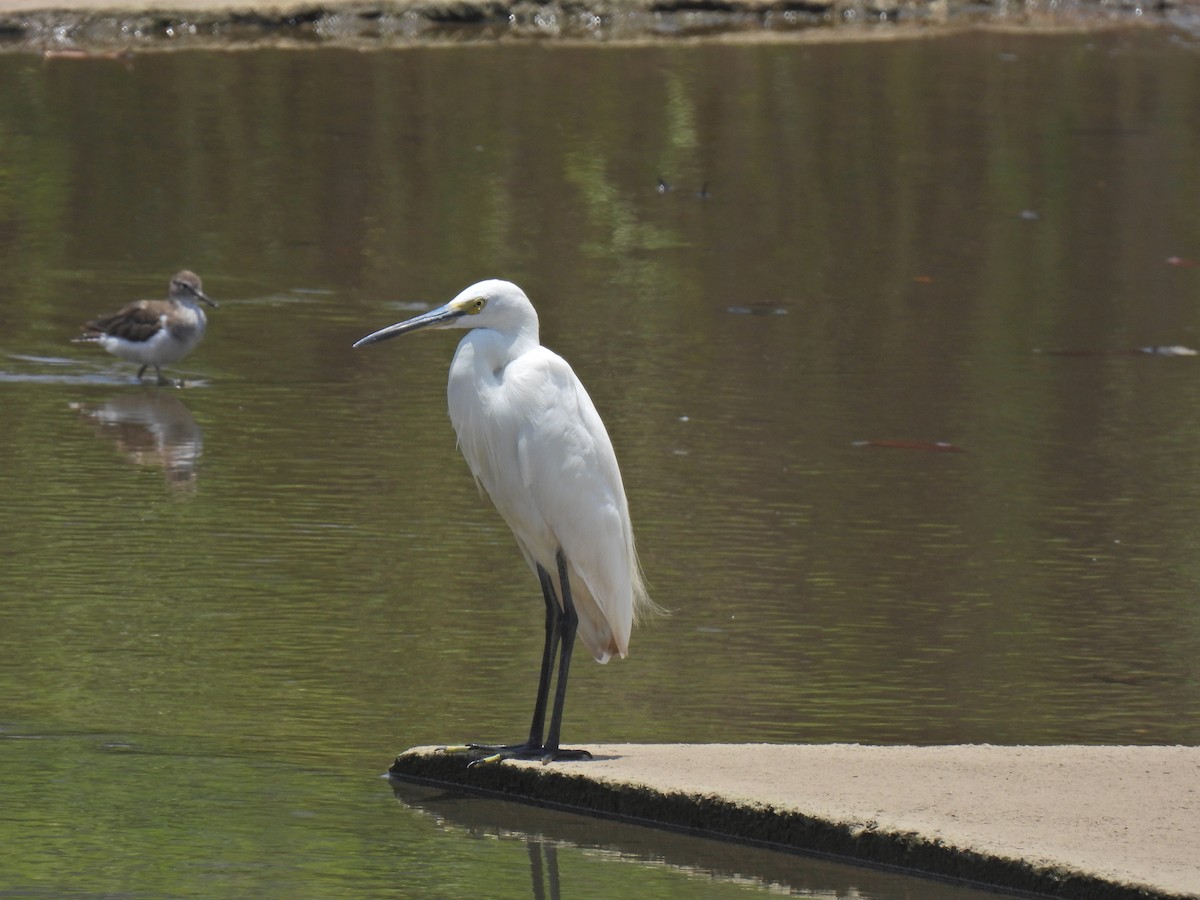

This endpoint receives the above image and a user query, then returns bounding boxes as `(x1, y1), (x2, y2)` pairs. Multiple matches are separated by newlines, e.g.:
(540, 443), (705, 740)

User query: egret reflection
(389, 779), (994, 899)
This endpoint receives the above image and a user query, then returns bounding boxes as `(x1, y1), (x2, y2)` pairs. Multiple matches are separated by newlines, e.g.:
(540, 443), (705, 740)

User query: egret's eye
(469, 297), (487, 314)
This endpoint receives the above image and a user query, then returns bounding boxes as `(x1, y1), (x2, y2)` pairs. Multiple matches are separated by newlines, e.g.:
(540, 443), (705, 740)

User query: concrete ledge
(389, 743), (1199, 900)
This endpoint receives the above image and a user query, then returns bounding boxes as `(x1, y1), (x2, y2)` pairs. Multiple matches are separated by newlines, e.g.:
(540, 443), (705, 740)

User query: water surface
(1, 27), (1198, 897)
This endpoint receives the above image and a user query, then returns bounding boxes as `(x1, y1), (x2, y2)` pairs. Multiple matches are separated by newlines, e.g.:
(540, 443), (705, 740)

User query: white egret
(75, 270), (217, 386)
(354, 279), (651, 763)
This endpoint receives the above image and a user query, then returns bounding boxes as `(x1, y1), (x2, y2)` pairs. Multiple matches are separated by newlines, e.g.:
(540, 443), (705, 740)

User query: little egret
(75, 270), (217, 386)
(354, 279), (651, 763)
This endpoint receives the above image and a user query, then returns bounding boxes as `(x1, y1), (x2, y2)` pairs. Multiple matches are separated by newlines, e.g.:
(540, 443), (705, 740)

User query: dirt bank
(2, 0), (1198, 51)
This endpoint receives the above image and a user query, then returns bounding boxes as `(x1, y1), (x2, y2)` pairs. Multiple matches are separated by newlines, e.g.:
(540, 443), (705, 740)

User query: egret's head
(353, 279), (538, 348)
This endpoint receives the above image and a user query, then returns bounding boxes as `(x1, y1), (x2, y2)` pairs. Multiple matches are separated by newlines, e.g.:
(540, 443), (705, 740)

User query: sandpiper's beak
(353, 303), (465, 348)
(184, 283), (218, 309)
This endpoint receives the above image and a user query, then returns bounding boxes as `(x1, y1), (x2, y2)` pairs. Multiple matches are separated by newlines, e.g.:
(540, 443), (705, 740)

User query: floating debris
(1166, 256), (1197, 268)
(726, 301), (791, 316)
(853, 439), (966, 453)
(1036, 346), (1197, 358)
(43, 48), (133, 64)
(1141, 345), (1198, 356)
(657, 175), (709, 199)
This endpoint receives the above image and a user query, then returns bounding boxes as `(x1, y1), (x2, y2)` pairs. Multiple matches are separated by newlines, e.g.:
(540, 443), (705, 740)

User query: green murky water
(1, 26), (1198, 897)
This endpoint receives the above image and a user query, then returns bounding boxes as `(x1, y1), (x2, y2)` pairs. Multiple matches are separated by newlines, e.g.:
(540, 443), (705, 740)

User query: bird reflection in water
(70, 391), (204, 490)
(527, 840), (561, 900)
(392, 781), (569, 900)
(389, 778), (957, 899)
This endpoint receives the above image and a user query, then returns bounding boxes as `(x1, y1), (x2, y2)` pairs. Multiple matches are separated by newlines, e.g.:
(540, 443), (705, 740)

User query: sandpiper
(76, 270), (217, 386)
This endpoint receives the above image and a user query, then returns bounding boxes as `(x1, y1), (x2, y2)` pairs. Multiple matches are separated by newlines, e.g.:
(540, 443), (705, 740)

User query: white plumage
(354, 279), (650, 761)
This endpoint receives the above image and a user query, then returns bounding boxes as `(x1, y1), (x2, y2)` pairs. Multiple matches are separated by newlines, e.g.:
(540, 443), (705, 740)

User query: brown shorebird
(75, 270), (217, 386)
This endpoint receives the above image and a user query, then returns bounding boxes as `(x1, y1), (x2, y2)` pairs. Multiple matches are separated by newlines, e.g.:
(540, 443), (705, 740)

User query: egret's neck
(465, 318), (540, 368)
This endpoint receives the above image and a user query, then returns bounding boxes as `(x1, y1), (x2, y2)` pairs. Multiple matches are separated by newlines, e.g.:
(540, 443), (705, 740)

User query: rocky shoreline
(2, 0), (1197, 51)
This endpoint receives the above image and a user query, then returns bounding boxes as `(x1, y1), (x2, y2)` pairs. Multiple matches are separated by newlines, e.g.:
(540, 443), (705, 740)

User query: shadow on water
(389, 779), (1002, 900)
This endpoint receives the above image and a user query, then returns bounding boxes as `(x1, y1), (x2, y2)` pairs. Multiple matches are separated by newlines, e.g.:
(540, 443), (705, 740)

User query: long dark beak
(185, 284), (218, 309)
(353, 304), (464, 348)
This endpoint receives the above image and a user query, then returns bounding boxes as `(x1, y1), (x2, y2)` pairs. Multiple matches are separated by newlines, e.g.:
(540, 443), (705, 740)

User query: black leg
(525, 563), (561, 750)
(461, 550), (590, 765)
(542, 550), (591, 761)
(467, 565), (557, 760)
(136, 364), (148, 381)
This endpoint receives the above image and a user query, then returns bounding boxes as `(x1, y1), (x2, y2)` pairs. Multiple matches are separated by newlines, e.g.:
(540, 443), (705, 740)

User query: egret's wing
(509, 348), (640, 662)
(447, 337), (646, 663)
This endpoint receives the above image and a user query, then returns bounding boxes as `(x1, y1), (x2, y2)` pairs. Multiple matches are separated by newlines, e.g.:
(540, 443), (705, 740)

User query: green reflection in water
(2, 28), (1198, 749)
(0, 27), (1199, 897)
(0, 728), (1003, 898)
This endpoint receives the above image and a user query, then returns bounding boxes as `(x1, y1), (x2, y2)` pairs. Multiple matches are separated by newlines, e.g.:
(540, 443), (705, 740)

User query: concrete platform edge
(387, 746), (1187, 900)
